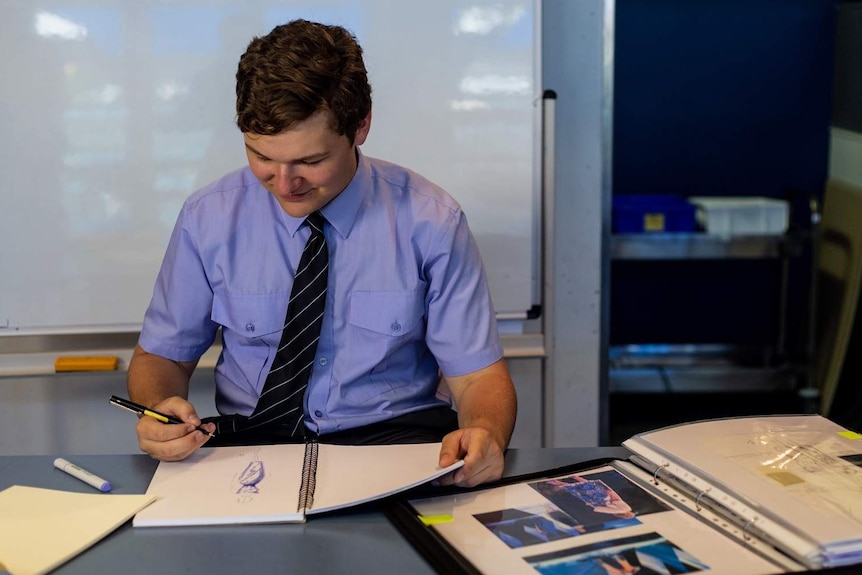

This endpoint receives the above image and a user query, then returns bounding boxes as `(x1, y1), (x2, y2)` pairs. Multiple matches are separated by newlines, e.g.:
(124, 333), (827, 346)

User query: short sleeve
(138, 203), (218, 361)
(424, 210), (503, 377)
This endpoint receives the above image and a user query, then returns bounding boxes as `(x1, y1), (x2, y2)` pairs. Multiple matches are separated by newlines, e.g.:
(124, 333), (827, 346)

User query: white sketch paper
(134, 441), (461, 527)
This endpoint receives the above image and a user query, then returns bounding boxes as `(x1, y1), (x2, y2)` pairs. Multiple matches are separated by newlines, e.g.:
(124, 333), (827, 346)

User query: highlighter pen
(54, 457), (113, 492)
(109, 395), (215, 438)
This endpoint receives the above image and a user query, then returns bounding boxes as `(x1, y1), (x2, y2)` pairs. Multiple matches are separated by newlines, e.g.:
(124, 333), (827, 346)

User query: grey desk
(0, 447), (629, 575)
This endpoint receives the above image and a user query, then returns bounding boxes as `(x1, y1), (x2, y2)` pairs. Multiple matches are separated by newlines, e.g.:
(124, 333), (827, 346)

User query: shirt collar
(319, 148), (368, 239)
(280, 148), (369, 239)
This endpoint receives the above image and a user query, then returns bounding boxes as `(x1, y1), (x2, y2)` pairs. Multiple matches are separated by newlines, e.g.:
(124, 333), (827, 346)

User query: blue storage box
(612, 195), (697, 233)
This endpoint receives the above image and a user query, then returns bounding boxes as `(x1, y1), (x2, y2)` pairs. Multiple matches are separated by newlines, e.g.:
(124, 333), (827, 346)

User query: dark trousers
(203, 406), (459, 447)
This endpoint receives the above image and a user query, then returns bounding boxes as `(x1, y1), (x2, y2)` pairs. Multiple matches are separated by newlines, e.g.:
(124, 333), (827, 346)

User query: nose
(274, 164), (303, 195)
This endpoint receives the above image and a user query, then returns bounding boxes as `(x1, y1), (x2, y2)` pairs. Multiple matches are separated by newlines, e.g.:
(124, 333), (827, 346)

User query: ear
(353, 111), (372, 146)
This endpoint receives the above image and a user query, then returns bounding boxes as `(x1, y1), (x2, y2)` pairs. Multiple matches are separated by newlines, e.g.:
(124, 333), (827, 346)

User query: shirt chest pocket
(348, 290), (425, 337)
(212, 292), (289, 337)
(211, 291), (290, 389)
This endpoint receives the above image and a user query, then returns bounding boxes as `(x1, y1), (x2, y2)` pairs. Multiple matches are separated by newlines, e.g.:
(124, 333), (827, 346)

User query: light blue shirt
(139, 151), (503, 434)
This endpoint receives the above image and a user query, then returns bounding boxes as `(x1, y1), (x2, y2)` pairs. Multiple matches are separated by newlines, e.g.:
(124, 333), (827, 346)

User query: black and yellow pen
(109, 395), (215, 437)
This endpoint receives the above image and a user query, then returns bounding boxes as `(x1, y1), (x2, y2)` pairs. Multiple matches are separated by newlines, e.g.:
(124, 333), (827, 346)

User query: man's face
(244, 109), (371, 218)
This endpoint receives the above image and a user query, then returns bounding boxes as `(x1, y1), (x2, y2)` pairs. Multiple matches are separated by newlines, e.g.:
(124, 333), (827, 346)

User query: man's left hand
(436, 426), (505, 487)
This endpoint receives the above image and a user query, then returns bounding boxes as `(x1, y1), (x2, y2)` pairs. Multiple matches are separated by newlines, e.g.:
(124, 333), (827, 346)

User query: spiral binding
(297, 438), (320, 514)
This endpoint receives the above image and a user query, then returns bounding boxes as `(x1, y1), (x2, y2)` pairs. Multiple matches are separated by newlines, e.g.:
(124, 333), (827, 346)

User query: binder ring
(653, 463), (669, 485)
(742, 519), (755, 542)
(695, 490), (706, 512)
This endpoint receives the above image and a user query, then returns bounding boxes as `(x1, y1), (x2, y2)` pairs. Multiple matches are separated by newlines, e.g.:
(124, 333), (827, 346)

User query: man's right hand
(135, 396), (215, 461)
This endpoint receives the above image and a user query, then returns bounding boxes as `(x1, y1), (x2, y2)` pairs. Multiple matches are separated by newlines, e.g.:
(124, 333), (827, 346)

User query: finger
(137, 414), (195, 442)
(438, 429), (477, 485)
(454, 457), (494, 488)
(433, 469), (458, 487)
(454, 435), (505, 488)
(435, 454), (494, 487)
(136, 414), (206, 461)
(156, 397), (202, 426)
(139, 428), (208, 461)
(438, 431), (465, 469)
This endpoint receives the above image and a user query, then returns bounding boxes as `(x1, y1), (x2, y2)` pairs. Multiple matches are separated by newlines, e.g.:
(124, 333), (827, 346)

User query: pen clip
(110, 395), (142, 413)
(111, 401), (141, 416)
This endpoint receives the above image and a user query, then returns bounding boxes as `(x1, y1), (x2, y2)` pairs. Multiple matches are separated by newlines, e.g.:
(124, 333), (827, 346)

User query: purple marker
(53, 458), (113, 492)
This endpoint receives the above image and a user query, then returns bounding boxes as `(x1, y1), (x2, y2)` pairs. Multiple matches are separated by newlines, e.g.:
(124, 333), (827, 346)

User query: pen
(54, 457), (113, 492)
(109, 395), (215, 438)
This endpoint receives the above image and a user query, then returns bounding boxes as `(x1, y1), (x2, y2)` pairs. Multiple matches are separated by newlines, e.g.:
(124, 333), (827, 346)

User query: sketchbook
(133, 440), (462, 527)
(389, 415), (862, 575)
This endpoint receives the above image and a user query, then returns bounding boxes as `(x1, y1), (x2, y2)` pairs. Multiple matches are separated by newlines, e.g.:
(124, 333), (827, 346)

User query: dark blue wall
(610, 0), (835, 355)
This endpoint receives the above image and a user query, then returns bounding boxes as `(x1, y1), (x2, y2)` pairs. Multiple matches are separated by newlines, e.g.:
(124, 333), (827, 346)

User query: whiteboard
(0, 0), (540, 334)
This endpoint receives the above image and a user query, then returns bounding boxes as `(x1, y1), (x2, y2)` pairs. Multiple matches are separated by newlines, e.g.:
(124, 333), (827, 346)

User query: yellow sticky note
(419, 514), (454, 526)
(839, 431), (862, 440)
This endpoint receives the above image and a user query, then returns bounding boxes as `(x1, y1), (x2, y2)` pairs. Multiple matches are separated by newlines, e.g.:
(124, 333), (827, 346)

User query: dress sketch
(235, 447), (265, 499)
(237, 461), (265, 494)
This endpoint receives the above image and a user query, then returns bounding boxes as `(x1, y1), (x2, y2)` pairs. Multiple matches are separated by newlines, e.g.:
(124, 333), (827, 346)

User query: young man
(128, 19), (516, 487)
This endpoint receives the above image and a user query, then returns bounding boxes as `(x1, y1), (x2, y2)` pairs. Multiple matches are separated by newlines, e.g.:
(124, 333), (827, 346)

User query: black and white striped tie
(247, 211), (328, 438)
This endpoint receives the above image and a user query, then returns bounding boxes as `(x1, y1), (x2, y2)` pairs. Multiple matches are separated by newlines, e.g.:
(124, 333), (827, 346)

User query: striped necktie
(246, 211), (329, 438)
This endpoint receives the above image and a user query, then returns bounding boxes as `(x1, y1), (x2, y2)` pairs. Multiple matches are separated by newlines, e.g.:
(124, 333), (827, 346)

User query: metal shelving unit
(608, 232), (809, 394)
(610, 232), (804, 260)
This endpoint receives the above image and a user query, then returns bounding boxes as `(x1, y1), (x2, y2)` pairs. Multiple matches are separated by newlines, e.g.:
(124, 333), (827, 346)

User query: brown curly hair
(235, 19), (372, 143)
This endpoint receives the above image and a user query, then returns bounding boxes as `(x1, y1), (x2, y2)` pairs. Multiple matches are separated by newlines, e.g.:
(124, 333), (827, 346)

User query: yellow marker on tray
(54, 355), (119, 372)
